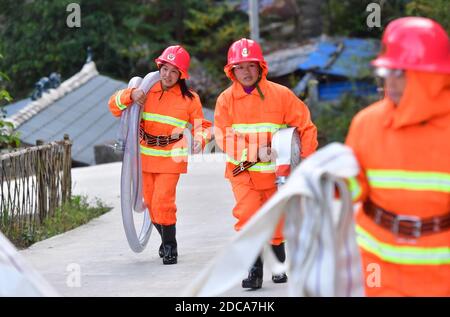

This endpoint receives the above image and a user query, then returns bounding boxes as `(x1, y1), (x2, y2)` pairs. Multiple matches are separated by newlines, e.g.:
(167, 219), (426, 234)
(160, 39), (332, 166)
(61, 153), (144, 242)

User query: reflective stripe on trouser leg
(142, 172), (180, 225)
(230, 177), (284, 245)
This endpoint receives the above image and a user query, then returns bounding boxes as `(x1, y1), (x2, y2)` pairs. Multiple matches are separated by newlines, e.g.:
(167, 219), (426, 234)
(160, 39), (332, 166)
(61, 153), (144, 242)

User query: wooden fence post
(35, 139), (47, 223)
(63, 134), (72, 203)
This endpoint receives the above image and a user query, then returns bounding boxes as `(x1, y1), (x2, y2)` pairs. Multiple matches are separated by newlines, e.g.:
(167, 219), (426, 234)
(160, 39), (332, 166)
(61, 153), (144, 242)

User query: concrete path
(20, 154), (288, 297)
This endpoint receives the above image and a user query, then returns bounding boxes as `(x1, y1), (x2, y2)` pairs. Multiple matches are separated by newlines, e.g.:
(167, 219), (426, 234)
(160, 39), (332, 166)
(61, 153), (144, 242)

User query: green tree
(0, 0), (182, 99)
(406, 0), (450, 33)
(0, 54), (20, 149)
(184, 1), (248, 73)
(183, 1), (248, 106)
(0, 0), (247, 105)
(324, 0), (406, 37)
(313, 94), (379, 146)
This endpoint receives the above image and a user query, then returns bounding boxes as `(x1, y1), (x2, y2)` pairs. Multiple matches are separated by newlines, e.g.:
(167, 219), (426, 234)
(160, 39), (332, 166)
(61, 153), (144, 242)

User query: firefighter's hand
(192, 140), (202, 154)
(131, 89), (146, 106)
(258, 146), (273, 162)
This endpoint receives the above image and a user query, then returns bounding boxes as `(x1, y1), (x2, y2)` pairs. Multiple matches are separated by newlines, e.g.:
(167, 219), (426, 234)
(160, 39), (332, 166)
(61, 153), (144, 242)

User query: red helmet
(155, 45), (190, 79)
(224, 38), (268, 79)
(372, 17), (450, 74)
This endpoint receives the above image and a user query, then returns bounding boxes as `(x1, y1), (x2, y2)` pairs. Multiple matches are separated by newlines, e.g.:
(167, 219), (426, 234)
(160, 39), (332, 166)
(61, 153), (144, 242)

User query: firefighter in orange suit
(346, 17), (450, 296)
(214, 38), (318, 289)
(109, 45), (212, 265)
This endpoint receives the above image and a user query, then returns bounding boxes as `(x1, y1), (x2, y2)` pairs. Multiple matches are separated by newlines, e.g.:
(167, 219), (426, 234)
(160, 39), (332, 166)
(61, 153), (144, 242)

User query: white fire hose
(183, 142), (364, 297)
(272, 127), (301, 186)
(0, 231), (58, 296)
(115, 72), (160, 253)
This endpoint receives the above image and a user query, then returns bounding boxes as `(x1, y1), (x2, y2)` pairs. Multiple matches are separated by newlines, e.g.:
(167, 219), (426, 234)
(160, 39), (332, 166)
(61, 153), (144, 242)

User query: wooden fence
(0, 135), (72, 242)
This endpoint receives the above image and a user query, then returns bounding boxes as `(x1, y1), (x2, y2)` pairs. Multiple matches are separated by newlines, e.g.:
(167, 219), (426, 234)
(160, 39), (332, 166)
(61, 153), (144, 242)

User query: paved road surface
(20, 154), (288, 297)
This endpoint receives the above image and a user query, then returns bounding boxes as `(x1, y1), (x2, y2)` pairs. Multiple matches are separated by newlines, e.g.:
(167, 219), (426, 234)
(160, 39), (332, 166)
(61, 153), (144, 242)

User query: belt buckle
(432, 217), (441, 233)
(160, 135), (171, 146)
(392, 215), (422, 238)
(374, 208), (383, 225)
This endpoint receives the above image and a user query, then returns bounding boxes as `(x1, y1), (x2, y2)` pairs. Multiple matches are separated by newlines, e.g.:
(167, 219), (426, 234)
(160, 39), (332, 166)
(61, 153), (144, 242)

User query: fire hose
(183, 142), (364, 297)
(115, 72), (160, 253)
(272, 127), (301, 187)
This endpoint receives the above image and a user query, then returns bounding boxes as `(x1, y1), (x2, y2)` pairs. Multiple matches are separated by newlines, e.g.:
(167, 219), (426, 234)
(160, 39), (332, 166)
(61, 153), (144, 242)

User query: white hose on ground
(183, 142), (364, 297)
(0, 231), (58, 296)
(117, 71), (160, 253)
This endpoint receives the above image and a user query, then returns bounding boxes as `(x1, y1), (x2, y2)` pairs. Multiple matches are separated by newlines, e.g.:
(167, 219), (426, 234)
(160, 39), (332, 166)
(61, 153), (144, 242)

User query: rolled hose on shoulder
(117, 71), (160, 253)
(271, 127), (301, 186)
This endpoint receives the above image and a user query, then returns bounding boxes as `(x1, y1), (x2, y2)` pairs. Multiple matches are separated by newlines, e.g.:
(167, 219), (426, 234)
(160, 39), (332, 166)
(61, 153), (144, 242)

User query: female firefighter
(109, 45), (212, 265)
(214, 38), (318, 289)
(346, 17), (450, 296)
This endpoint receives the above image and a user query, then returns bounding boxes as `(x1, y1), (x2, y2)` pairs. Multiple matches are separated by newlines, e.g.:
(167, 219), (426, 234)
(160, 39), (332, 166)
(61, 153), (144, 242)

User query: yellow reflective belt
(232, 123), (288, 134)
(141, 112), (188, 129)
(367, 169), (450, 193)
(356, 225), (450, 265)
(140, 145), (188, 157)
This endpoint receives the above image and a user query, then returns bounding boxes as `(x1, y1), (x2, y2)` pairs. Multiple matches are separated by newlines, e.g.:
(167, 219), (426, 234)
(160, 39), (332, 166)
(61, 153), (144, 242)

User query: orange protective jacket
(109, 82), (212, 173)
(214, 71), (318, 190)
(346, 70), (450, 296)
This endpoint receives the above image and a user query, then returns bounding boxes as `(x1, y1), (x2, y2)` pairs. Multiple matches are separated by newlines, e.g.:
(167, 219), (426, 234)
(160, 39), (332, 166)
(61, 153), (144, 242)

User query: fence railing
(0, 135), (72, 244)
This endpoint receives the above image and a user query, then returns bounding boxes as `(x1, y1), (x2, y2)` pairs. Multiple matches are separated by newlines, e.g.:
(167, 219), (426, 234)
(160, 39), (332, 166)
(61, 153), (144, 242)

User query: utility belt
(363, 200), (450, 238)
(139, 127), (183, 147)
(232, 161), (258, 177)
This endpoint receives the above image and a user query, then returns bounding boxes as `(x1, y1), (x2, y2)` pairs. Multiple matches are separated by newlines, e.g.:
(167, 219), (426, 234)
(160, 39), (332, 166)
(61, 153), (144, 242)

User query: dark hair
(179, 79), (194, 100)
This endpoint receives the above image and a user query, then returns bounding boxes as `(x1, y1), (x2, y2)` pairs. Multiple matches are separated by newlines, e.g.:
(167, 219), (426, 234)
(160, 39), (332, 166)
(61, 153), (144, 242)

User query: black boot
(153, 223), (164, 258)
(271, 243), (288, 283)
(161, 224), (177, 265)
(242, 256), (263, 289)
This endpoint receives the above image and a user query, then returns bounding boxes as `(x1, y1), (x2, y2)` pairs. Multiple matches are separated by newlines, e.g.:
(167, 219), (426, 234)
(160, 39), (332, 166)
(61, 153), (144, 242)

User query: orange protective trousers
(230, 173), (284, 246)
(142, 172), (180, 225)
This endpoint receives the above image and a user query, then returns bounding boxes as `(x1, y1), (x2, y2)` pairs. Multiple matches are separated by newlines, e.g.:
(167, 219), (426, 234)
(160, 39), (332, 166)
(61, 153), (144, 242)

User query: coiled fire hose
(184, 143), (363, 297)
(271, 127), (301, 187)
(115, 71), (160, 253)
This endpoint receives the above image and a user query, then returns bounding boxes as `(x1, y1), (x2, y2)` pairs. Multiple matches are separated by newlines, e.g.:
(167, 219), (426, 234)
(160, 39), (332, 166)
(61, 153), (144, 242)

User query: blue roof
(298, 38), (379, 78)
(318, 81), (378, 101)
(4, 98), (31, 117)
(15, 75), (125, 165)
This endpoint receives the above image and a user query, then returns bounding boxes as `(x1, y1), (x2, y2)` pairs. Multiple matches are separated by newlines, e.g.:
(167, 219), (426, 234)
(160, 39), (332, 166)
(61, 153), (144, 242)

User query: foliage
(184, 1), (248, 76)
(0, 0), (247, 106)
(183, 1), (248, 106)
(323, 0), (449, 37)
(313, 93), (379, 146)
(323, 0), (406, 37)
(406, 0), (450, 33)
(2, 195), (110, 249)
(0, 53), (20, 149)
(0, 0), (145, 98)
(0, 120), (21, 149)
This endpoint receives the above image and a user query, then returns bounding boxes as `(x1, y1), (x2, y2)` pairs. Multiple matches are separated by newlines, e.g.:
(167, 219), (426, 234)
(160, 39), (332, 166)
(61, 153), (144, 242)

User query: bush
(313, 93), (379, 146)
(2, 195), (110, 249)
(0, 53), (20, 149)
(406, 0), (450, 33)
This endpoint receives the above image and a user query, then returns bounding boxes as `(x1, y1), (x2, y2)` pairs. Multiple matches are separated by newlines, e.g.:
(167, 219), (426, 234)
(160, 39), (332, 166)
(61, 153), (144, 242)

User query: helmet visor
(374, 67), (404, 78)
